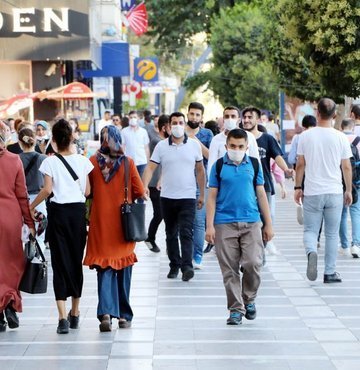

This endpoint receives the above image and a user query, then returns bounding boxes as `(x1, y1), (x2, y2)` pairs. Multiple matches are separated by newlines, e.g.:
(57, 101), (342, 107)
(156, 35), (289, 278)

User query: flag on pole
(125, 2), (148, 36)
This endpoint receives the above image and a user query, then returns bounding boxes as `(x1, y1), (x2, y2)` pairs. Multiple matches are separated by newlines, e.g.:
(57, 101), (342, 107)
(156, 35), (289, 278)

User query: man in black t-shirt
(242, 106), (294, 254)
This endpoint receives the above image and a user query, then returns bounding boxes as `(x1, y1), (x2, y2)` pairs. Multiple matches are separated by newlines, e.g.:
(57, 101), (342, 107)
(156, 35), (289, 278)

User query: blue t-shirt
(209, 154), (264, 225)
(195, 127), (213, 170)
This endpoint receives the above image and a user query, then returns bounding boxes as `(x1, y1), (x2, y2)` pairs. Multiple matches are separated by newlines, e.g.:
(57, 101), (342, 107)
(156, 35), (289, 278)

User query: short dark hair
(223, 106), (241, 117)
(242, 106), (262, 119)
(226, 128), (248, 143)
(121, 116), (129, 128)
(128, 110), (137, 116)
(302, 115), (317, 128)
(204, 120), (220, 136)
(351, 105), (360, 120)
(104, 110), (111, 114)
(317, 98), (336, 120)
(158, 114), (169, 132)
(52, 119), (73, 151)
(341, 118), (354, 130)
(188, 102), (204, 114)
(169, 112), (185, 122)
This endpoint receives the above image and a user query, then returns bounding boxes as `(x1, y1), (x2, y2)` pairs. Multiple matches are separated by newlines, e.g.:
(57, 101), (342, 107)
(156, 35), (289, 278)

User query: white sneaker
(338, 247), (352, 257)
(266, 241), (280, 255)
(296, 205), (304, 225)
(351, 245), (360, 258)
(193, 261), (202, 270)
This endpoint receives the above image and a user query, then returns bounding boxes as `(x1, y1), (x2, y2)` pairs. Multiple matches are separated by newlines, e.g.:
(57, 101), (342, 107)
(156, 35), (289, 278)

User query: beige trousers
(215, 222), (264, 314)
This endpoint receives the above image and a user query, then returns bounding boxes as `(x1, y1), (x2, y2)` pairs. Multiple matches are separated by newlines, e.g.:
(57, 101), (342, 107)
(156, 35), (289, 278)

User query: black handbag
(19, 236), (48, 294)
(120, 157), (147, 242)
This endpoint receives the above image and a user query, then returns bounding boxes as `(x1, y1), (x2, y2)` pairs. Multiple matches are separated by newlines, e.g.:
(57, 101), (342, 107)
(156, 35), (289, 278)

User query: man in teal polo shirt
(206, 128), (273, 325)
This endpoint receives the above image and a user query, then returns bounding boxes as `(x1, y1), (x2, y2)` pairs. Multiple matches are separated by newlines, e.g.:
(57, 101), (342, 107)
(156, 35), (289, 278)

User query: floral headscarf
(0, 121), (10, 157)
(96, 125), (124, 182)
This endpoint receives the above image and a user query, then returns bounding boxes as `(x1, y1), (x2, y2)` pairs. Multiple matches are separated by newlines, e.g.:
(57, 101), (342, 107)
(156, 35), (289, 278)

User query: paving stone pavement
(1, 181), (360, 369)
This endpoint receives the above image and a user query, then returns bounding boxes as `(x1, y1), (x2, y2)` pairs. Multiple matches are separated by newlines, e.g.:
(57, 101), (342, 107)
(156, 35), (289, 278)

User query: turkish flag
(125, 2), (148, 36)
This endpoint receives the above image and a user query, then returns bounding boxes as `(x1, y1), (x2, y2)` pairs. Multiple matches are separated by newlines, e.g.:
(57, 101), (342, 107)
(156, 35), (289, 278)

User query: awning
(37, 82), (106, 101)
(0, 94), (35, 118)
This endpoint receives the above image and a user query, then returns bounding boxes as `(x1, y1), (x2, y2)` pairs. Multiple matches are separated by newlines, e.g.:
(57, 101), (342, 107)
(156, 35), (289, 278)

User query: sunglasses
(112, 118), (120, 122)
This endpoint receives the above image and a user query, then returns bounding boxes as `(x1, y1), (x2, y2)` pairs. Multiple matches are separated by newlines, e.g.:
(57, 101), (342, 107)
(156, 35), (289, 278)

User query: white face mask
(224, 118), (237, 131)
(129, 118), (138, 127)
(228, 149), (245, 163)
(171, 125), (185, 138)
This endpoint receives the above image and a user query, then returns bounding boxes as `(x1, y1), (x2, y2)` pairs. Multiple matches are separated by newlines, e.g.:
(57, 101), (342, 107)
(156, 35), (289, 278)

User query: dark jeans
(161, 197), (196, 271)
(97, 266), (133, 322)
(136, 164), (147, 204)
(147, 187), (163, 241)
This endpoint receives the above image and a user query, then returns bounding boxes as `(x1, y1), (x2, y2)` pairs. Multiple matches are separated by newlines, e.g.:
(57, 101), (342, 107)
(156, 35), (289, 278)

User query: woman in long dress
(30, 119), (93, 334)
(84, 125), (145, 332)
(0, 121), (35, 332)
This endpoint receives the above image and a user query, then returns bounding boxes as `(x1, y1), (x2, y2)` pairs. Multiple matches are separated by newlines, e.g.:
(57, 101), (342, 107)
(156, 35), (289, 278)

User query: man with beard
(242, 106), (294, 255)
(186, 102), (213, 269)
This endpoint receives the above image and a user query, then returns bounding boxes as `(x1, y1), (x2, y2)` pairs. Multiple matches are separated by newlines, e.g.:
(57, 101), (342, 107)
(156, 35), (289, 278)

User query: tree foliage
(186, 3), (279, 110)
(268, 0), (360, 101)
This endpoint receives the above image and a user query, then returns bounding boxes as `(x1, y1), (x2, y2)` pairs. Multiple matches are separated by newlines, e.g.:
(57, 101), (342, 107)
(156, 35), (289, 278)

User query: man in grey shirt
(145, 115), (170, 253)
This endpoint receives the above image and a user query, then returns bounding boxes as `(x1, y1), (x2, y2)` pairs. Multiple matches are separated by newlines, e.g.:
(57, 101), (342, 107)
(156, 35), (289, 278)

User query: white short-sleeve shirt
(39, 154), (93, 203)
(297, 127), (352, 196)
(121, 126), (149, 165)
(151, 136), (203, 199)
(207, 130), (260, 178)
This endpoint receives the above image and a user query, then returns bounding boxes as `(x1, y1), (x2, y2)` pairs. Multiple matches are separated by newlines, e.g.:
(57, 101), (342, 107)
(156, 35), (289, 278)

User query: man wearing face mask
(206, 128), (273, 325)
(121, 110), (150, 178)
(242, 106), (294, 255)
(186, 102), (214, 269)
(207, 106), (260, 180)
(142, 112), (205, 282)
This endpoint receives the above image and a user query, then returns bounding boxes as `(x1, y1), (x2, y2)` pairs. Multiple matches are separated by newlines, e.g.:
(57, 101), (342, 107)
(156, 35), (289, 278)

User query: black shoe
(67, 310), (80, 329)
(182, 268), (194, 282)
(203, 243), (214, 253)
(167, 267), (179, 279)
(0, 312), (6, 332)
(245, 303), (257, 320)
(57, 319), (70, 334)
(145, 239), (161, 253)
(324, 272), (342, 283)
(99, 315), (112, 332)
(5, 305), (19, 329)
(306, 251), (318, 281)
(227, 311), (243, 325)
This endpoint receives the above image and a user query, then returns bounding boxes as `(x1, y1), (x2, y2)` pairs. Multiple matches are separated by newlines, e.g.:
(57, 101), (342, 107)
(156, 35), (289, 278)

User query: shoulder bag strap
(55, 153), (79, 181)
(123, 156), (129, 204)
(25, 153), (39, 176)
(30, 235), (46, 262)
(352, 136), (360, 147)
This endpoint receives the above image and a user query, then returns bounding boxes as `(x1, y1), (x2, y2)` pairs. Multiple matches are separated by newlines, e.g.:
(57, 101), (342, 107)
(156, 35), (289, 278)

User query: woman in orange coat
(84, 125), (145, 332)
(0, 121), (35, 332)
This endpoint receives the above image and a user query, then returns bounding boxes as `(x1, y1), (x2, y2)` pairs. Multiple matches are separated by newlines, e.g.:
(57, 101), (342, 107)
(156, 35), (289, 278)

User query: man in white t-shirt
(207, 106), (260, 180)
(294, 98), (353, 284)
(121, 110), (150, 178)
(142, 112), (205, 282)
(98, 111), (113, 134)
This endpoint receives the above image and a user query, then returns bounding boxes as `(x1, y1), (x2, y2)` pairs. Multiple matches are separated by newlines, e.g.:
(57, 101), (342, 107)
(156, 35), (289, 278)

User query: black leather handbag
(19, 235), (48, 294)
(120, 157), (147, 242)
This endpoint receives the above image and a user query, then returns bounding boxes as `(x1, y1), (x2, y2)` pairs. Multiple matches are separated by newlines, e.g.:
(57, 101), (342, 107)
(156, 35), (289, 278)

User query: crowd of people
(0, 97), (359, 332)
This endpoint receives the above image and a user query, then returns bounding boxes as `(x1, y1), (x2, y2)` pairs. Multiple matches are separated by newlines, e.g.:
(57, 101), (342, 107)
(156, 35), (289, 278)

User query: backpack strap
(249, 156), (259, 191)
(352, 136), (360, 147)
(24, 153), (39, 176)
(54, 153), (79, 181)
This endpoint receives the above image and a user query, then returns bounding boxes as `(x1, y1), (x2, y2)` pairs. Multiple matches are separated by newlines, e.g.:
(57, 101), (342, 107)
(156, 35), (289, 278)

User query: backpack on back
(350, 136), (360, 189)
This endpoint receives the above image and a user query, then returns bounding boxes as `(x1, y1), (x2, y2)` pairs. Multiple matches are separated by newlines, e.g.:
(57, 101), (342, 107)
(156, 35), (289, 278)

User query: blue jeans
(339, 188), (360, 248)
(193, 191), (206, 263)
(161, 197), (196, 271)
(136, 164), (147, 204)
(303, 194), (343, 274)
(97, 266), (133, 321)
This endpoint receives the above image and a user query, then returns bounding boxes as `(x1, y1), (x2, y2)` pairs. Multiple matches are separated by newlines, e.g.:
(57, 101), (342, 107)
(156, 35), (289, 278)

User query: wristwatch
(294, 186), (302, 190)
